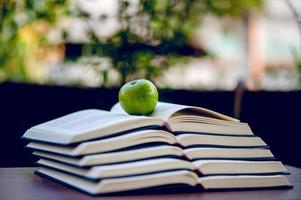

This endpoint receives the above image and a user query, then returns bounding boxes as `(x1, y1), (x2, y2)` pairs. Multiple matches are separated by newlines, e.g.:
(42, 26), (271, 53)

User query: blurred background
(1, 0), (301, 167)
(1, 0), (301, 90)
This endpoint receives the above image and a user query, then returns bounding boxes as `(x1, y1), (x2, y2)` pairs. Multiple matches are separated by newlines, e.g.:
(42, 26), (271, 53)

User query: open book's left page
(22, 109), (164, 144)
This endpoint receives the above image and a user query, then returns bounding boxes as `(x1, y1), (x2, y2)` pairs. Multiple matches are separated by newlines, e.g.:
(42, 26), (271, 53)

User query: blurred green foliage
(71, 0), (262, 85)
(0, 0), (262, 85)
(0, 0), (69, 82)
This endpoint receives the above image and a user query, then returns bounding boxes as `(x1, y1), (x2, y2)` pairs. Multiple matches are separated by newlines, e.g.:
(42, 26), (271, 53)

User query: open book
(23, 102), (252, 145)
(36, 158), (288, 180)
(26, 129), (266, 156)
(37, 168), (291, 195)
(32, 147), (275, 167)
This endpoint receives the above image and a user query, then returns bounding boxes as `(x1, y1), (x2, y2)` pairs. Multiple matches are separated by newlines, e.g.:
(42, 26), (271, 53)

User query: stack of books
(22, 102), (292, 195)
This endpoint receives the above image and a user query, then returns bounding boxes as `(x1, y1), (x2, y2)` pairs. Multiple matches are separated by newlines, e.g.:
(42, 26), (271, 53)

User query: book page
(111, 102), (192, 120)
(151, 102), (191, 120)
(111, 102), (238, 122)
(31, 109), (134, 134)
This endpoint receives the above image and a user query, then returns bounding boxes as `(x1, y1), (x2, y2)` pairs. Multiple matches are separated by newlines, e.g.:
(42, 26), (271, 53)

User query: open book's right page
(150, 102), (238, 122)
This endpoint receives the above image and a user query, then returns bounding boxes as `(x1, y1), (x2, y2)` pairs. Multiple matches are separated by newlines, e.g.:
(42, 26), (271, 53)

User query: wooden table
(0, 166), (301, 200)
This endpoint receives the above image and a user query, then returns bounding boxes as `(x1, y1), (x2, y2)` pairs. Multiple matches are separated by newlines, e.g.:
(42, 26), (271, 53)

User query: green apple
(118, 79), (158, 115)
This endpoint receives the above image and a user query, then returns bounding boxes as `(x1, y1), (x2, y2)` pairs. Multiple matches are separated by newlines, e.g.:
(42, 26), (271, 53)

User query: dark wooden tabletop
(0, 165), (300, 200)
